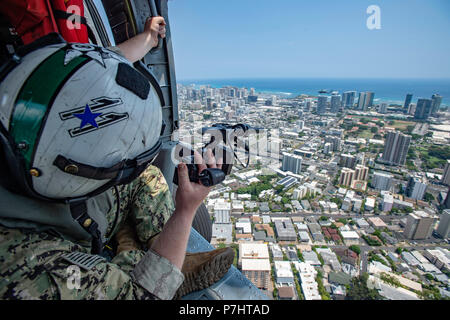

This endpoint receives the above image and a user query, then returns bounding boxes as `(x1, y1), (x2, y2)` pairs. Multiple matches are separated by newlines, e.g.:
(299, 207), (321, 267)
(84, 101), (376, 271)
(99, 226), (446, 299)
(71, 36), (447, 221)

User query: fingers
(159, 28), (166, 39)
(206, 149), (217, 168)
(194, 149), (222, 172)
(149, 16), (165, 25)
(156, 16), (166, 26)
(193, 151), (207, 173)
(152, 17), (166, 31)
(216, 157), (223, 170)
(177, 162), (191, 188)
(152, 17), (166, 38)
(147, 17), (166, 31)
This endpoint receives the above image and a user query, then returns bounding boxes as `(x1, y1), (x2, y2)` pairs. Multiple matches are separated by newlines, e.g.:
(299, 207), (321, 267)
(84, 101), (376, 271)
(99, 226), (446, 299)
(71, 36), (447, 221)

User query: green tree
(330, 197), (343, 207)
(360, 118), (370, 124)
(423, 192), (435, 203)
(403, 206), (413, 214)
(275, 185), (284, 194)
(316, 271), (331, 300)
(297, 249), (304, 262)
(380, 273), (401, 287)
(346, 273), (383, 300)
(349, 245), (361, 255)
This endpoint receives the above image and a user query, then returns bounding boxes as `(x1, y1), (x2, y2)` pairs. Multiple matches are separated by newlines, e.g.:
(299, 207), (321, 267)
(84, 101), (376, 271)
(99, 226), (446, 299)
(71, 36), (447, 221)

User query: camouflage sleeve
(129, 249), (184, 300)
(47, 249), (183, 300)
(126, 166), (175, 244)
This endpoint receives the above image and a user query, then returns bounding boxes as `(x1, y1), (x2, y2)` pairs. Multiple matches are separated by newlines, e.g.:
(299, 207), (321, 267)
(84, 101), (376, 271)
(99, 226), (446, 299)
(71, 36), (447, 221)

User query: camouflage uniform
(0, 165), (183, 300)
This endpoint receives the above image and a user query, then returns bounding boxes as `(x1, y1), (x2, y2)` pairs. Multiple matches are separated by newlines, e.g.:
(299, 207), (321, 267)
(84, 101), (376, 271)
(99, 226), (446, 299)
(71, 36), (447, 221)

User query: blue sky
(167, 0), (450, 80)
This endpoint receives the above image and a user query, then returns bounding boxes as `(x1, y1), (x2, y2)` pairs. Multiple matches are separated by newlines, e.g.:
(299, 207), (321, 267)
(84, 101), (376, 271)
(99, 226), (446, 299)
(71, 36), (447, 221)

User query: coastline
(178, 77), (450, 106)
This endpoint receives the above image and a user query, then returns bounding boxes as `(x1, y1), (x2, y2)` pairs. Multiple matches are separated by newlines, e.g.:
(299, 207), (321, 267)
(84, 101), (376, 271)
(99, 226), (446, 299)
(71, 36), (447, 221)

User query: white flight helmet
(0, 34), (165, 202)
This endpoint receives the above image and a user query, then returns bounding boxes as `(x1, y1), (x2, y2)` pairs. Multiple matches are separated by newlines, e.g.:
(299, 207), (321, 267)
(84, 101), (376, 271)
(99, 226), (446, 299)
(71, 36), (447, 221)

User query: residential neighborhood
(178, 83), (450, 300)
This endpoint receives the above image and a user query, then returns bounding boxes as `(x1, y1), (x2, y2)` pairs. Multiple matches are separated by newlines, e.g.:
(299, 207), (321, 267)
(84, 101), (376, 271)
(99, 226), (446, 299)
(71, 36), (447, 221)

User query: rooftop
(340, 231), (359, 239)
(239, 243), (270, 259)
(278, 286), (295, 299)
(241, 258), (271, 271)
(368, 217), (388, 228)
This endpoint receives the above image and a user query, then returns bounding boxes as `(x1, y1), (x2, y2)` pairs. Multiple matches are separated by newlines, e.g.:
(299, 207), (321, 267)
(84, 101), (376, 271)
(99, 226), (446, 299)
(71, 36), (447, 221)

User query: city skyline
(178, 78), (450, 106)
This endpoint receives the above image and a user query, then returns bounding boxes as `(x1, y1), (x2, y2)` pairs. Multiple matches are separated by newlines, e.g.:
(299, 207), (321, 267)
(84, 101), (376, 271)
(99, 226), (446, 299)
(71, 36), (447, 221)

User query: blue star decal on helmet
(73, 104), (103, 129)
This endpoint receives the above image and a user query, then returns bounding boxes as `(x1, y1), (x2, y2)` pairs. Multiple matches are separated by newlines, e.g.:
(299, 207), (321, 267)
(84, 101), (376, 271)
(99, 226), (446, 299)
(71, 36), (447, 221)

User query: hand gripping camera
(173, 123), (262, 187)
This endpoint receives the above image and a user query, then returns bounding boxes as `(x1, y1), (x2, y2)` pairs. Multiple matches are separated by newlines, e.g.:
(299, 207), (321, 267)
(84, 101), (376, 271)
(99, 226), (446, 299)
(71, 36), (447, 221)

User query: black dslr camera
(173, 123), (262, 187)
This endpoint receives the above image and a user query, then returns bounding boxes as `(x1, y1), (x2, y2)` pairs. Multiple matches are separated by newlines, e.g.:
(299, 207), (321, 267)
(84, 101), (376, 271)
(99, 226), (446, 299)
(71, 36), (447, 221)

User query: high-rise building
(317, 95), (328, 114)
(382, 193), (394, 212)
(357, 92), (374, 110)
(330, 94), (341, 113)
(206, 97), (213, 110)
(381, 131), (411, 166)
(354, 164), (369, 181)
(282, 153), (303, 174)
(357, 92), (367, 110)
(339, 168), (355, 187)
(442, 160), (450, 186)
(340, 154), (357, 169)
(323, 142), (332, 155)
(372, 171), (393, 191)
(379, 103), (388, 114)
(406, 175), (427, 200)
(214, 201), (231, 224)
(239, 243), (271, 289)
(342, 91), (356, 109)
(325, 136), (341, 152)
(436, 209), (450, 239)
(404, 211), (437, 240)
(304, 98), (312, 111)
(328, 128), (344, 138)
(248, 95), (258, 103)
(403, 93), (413, 113)
(407, 103), (416, 116)
(431, 94), (443, 115)
(365, 92), (375, 108)
(414, 98), (432, 120)
(445, 186), (450, 209)
(271, 95), (277, 106)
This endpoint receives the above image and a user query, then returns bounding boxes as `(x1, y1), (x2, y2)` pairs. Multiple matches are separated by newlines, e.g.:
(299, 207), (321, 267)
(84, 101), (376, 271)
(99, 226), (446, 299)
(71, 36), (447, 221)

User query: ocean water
(179, 78), (450, 106)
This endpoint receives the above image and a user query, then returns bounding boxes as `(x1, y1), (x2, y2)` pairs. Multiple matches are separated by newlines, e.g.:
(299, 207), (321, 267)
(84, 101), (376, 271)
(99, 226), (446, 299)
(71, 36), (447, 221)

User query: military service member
(0, 16), (233, 300)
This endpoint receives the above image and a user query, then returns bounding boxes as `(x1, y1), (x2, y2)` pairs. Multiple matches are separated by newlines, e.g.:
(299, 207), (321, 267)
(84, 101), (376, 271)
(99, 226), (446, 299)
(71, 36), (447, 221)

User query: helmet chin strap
(56, 139), (162, 254)
(53, 139), (162, 182)
(69, 200), (103, 254)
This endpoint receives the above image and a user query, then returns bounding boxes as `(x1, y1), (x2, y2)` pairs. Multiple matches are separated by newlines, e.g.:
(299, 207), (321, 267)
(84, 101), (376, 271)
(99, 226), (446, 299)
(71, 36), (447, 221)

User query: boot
(174, 247), (235, 299)
(147, 234), (235, 299)
(115, 222), (141, 254)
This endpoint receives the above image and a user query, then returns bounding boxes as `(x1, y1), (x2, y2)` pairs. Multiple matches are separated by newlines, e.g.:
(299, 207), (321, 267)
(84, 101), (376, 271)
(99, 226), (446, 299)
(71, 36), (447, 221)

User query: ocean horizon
(178, 77), (450, 106)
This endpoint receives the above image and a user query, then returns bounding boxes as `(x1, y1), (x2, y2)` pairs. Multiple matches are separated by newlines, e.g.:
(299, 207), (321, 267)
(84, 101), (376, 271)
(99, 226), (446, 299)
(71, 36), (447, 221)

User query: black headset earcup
(0, 131), (21, 193)
(0, 129), (35, 198)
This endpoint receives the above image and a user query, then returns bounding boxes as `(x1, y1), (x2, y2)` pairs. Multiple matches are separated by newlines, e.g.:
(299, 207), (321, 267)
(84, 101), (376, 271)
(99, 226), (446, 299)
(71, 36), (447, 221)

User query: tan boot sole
(174, 248), (234, 299)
